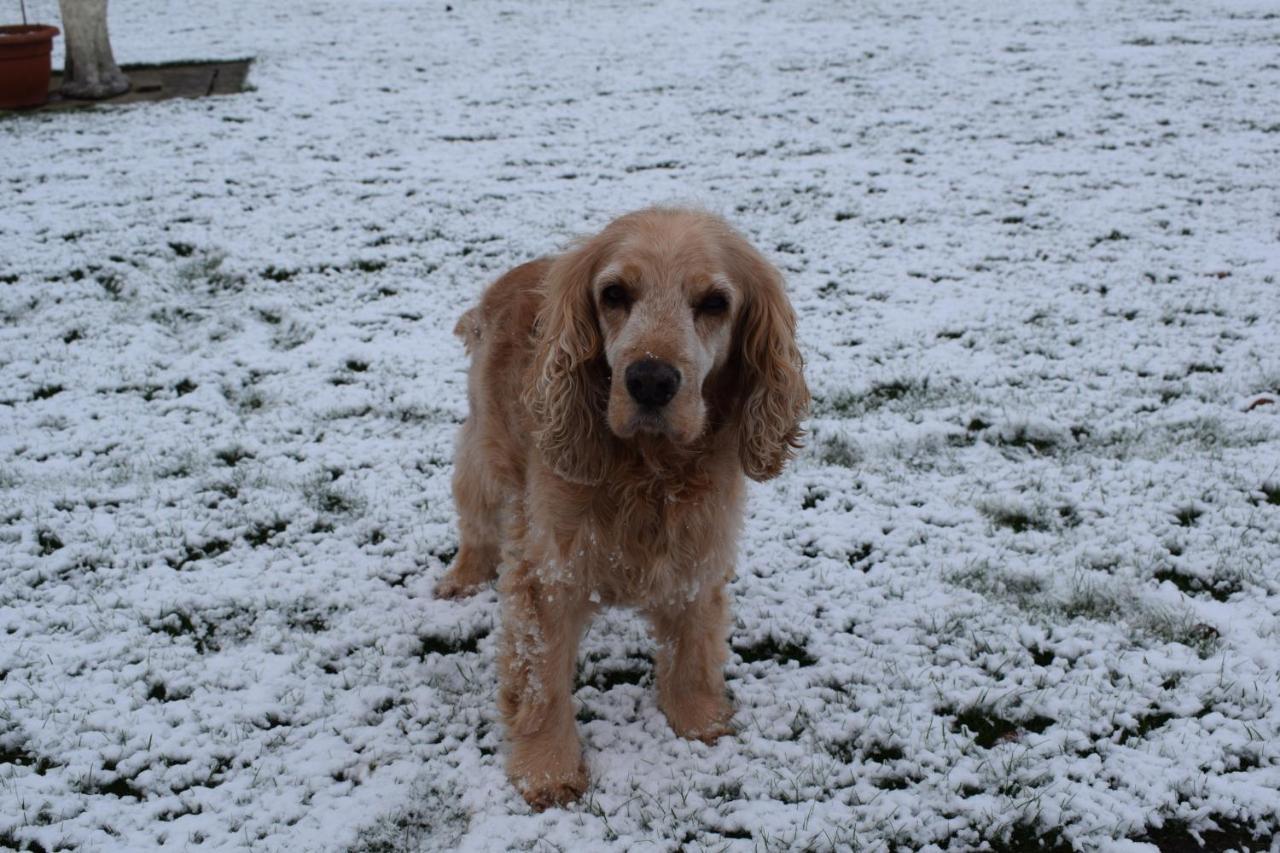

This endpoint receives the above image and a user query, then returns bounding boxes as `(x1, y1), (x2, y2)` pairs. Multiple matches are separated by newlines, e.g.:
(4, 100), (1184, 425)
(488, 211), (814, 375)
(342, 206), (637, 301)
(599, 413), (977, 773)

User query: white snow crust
(2, 0), (1279, 850)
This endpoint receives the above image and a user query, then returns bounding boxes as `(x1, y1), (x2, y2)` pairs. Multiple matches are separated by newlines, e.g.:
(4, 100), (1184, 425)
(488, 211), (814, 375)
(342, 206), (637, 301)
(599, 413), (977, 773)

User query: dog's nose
(625, 359), (681, 408)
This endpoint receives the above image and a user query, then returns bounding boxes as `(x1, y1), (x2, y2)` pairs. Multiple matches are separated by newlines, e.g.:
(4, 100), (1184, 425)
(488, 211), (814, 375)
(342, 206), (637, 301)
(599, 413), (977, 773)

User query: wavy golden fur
(436, 208), (809, 809)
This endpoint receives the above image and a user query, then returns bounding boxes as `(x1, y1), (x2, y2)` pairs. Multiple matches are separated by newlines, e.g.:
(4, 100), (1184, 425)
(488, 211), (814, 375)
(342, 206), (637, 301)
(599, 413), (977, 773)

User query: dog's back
(452, 257), (554, 497)
(453, 258), (551, 362)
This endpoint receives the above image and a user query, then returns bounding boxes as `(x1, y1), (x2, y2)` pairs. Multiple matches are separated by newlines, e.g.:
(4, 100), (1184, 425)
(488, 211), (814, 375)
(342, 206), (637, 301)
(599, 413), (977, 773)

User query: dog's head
(526, 208), (809, 484)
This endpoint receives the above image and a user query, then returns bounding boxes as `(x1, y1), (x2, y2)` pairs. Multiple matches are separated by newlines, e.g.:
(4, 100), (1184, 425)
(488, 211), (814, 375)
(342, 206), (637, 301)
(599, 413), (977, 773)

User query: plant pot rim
(0, 24), (61, 44)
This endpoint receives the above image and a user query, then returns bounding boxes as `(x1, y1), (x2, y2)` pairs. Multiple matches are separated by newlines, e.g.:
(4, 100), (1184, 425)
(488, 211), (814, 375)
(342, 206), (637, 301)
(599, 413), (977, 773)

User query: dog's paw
(674, 716), (735, 744)
(433, 572), (487, 599)
(434, 545), (498, 599)
(516, 762), (589, 811)
(662, 695), (735, 743)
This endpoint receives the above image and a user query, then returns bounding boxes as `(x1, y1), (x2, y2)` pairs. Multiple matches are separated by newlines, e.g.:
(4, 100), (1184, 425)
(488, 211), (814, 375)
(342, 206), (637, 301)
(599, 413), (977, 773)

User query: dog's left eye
(696, 293), (729, 315)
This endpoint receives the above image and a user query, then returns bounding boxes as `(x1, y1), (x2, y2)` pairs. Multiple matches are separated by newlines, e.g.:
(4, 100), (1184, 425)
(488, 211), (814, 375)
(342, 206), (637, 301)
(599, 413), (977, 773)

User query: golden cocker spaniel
(436, 207), (809, 809)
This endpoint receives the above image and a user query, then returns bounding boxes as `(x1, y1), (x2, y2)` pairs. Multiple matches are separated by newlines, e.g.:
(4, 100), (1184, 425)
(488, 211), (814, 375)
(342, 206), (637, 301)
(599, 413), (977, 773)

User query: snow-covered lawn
(3, 0), (1280, 850)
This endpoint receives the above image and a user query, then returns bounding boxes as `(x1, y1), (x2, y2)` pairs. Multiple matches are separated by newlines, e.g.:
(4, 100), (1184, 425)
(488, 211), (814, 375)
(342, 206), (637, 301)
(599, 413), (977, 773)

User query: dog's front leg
(647, 581), (735, 743)
(497, 559), (591, 809)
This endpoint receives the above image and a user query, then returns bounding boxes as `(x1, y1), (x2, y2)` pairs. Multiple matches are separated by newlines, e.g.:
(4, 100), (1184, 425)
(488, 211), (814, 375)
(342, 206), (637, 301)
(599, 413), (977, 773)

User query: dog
(435, 207), (809, 808)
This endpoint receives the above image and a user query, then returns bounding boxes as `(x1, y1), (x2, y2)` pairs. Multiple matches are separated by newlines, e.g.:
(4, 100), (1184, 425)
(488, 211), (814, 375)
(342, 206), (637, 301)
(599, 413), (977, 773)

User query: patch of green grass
(874, 772), (912, 790)
(1166, 416), (1230, 449)
(1056, 503), (1082, 528)
(178, 250), (245, 294)
(389, 403), (453, 424)
(215, 446), (254, 466)
(36, 528), (63, 556)
(286, 604), (332, 634)
(1136, 814), (1274, 852)
(579, 655), (652, 692)
(948, 560), (1048, 603)
(1172, 504), (1203, 527)
(245, 518), (289, 547)
(146, 680), (193, 703)
(951, 562), (1220, 658)
(148, 607), (252, 655)
(816, 433), (861, 467)
(270, 318), (314, 351)
(1137, 606), (1220, 658)
(167, 538), (232, 571)
(262, 266), (298, 282)
(1152, 566), (1241, 602)
(149, 305), (204, 327)
(851, 378), (910, 407)
(0, 828), (52, 852)
(984, 820), (1074, 853)
(1029, 646), (1055, 666)
(417, 628), (486, 659)
(800, 486), (828, 509)
(948, 705), (1054, 748)
(1122, 707), (1175, 743)
(864, 740), (904, 763)
(979, 500), (1051, 533)
(1090, 228), (1129, 247)
(821, 376), (943, 417)
(991, 421), (1061, 454)
(0, 728), (57, 776)
(75, 771), (145, 800)
(430, 544), (458, 565)
(1252, 482), (1280, 506)
(348, 782), (471, 850)
(733, 635), (817, 668)
(847, 541), (875, 571)
(302, 471), (365, 515)
(1059, 574), (1124, 622)
(255, 306), (282, 324)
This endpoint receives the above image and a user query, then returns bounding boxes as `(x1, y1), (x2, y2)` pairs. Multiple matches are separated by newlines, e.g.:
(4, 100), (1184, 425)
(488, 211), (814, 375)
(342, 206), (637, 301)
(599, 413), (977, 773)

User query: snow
(2, 0), (1280, 850)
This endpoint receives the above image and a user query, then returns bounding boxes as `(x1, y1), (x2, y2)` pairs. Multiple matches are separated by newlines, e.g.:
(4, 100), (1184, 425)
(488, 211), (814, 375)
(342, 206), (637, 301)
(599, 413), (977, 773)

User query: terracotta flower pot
(0, 24), (60, 109)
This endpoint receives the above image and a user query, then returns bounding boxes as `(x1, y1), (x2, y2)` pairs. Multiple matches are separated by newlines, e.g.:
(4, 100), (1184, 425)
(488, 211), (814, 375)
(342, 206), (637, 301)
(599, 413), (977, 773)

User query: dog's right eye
(601, 283), (630, 309)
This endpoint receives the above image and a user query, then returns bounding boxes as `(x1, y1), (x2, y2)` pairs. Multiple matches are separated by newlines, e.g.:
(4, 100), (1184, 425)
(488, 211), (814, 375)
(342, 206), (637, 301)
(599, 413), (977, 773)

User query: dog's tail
(453, 306), (482, 356)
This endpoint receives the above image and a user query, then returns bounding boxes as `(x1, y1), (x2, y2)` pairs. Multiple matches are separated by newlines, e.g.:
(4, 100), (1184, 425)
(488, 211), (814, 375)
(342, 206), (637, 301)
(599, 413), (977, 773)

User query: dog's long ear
(523, 234), (615, 485)
(725, 238), (810, 482)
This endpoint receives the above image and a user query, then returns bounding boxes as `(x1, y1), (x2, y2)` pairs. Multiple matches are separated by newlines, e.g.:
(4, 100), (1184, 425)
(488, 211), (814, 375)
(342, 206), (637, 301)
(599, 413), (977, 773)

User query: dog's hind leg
(435, 416), (505, 599)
